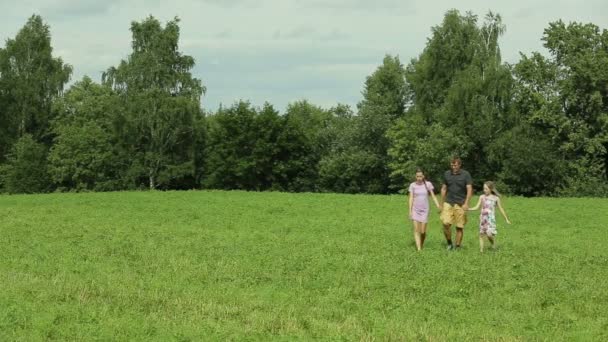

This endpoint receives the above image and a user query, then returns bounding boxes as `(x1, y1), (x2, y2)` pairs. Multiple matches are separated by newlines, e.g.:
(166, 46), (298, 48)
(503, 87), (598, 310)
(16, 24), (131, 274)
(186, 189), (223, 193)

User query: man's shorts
(441, 203), (467, 228)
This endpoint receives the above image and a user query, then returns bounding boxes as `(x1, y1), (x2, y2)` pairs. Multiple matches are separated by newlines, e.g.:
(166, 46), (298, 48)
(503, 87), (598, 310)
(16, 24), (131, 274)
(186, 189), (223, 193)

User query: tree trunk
(604, 145), (608, 180)
(149, 171), (156, 190)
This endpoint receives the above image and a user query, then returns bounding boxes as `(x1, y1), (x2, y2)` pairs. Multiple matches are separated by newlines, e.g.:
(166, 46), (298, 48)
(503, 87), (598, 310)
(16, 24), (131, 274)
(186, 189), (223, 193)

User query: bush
(2, 134), (51, 193)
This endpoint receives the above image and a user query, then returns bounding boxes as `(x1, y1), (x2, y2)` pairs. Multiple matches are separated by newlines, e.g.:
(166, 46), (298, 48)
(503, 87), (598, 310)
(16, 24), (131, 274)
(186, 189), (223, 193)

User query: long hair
(415, 167), (431, 194)
(485, 181), (501, 197)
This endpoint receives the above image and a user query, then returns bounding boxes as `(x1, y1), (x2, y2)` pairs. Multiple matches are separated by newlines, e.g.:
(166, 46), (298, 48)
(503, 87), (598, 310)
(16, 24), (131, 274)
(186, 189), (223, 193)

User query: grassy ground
(1, 190), (606, 340)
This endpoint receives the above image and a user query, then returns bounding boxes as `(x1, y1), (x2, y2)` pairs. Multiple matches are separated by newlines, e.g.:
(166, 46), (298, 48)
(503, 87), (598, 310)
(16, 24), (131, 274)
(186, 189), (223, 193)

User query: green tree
(316, 104), (361, 192)
(486, 124), (565, 196)
(48, 77), (128, 191)
(1, 134), (51, 193)
(406, 10), (480, 122)
(513, 21), (608, 195)
(192, 110), (208, 187)
(0, 14), (72, 160)
(392, 10), (514, 190)
(252, 103), (286, 190)
(103, 16), (205, 190)
(204, 101), (261, 190)
(278, 100), (332, 192)
(204, 100), (332, 192)
(343, 55), (408, 194)
(387, 116), (472, 191)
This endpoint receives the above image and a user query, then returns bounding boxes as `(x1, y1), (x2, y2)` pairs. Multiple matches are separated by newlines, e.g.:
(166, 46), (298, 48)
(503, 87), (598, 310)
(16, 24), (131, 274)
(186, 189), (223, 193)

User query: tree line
(0, 10), (606, 196)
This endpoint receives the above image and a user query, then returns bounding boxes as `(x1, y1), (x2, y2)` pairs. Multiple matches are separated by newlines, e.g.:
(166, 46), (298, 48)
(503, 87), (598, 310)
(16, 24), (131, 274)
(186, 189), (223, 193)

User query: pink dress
(409, 181), (434, 223)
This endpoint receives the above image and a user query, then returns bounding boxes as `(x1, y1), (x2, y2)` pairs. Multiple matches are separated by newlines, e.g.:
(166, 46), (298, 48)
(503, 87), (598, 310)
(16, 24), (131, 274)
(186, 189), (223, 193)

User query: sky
(0, 0), (606, 113)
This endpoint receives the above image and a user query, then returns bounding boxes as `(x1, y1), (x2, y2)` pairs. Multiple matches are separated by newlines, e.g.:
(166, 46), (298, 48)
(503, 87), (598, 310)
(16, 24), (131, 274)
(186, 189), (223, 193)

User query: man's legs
(455, 227), (464, 247)
(454, 205), (467, 248)
(443, 223), (453, 249)
(441, 203), (454, 249)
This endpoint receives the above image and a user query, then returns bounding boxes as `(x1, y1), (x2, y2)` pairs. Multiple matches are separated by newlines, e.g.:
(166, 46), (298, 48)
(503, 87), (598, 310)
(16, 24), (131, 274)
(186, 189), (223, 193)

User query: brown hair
(485, 181), (501, 197)
(415, 168), (431, 194)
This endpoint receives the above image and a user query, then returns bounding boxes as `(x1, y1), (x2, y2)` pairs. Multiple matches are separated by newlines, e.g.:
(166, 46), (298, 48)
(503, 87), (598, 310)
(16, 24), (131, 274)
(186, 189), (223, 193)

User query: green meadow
(1, 191), (606, 340)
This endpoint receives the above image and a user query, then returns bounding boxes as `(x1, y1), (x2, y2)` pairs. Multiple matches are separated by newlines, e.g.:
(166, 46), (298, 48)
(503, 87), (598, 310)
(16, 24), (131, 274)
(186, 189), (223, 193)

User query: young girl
(469, 181), (511, 252)
(408, 168), (441, 251)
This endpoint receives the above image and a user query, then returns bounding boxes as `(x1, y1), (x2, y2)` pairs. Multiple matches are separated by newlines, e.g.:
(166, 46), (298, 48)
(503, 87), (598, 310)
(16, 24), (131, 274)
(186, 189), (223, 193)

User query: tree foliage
(1, 134), (51, 193)
(513, 20), (608, 195)
(392, 10), (514, 190)
(48, 77), (127, 191)
(103, 16), (205, 190)
(0, 12), (606, 197)
(0, 14), (71, 161)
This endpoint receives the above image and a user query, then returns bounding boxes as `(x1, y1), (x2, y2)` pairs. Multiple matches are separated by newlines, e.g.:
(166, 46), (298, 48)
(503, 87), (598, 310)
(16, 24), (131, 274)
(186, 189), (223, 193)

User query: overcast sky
(1, 0), (606, 112)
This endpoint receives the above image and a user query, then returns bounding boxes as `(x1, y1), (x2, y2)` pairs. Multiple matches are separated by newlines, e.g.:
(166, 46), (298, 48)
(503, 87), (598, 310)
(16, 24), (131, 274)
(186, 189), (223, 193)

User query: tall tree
(513, 21), (608, 195)
(103, 16), (205, 190)
(48, 77), (128, 191)
(278, 100), (332, 192)
(0, 14), (72, 160)
(405, 10), (479, 123)
(350, 55), (408, 193)
(204, 101), (260, 190)
(357, 55), (408, 149)
(391, 10), (514, 190)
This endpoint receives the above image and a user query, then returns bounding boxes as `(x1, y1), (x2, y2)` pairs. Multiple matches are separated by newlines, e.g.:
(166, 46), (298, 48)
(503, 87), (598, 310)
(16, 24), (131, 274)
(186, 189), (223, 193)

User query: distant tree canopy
(1, 11), (606, 197)
(102, 16), (205, 190)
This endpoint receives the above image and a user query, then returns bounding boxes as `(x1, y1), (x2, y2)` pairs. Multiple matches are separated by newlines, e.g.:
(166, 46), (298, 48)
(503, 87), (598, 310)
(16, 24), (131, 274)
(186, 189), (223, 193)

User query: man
(440, 156), (473, 250)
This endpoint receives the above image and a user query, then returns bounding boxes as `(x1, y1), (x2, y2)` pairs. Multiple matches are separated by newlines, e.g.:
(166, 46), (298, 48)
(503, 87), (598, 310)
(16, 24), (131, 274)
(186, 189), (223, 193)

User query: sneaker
(455, 245), (462, 251)
(446, 244), (454, 251)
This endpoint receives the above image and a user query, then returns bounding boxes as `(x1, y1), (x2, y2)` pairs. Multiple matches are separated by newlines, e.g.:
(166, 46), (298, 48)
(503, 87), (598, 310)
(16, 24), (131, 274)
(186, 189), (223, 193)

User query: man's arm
(463, 184), (472, 211)
(462, 171), (473, 211)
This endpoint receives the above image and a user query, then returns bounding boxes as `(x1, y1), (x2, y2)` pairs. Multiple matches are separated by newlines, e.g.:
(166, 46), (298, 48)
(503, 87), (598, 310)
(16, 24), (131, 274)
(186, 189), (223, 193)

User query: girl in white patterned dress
(469, 181), (511, 252)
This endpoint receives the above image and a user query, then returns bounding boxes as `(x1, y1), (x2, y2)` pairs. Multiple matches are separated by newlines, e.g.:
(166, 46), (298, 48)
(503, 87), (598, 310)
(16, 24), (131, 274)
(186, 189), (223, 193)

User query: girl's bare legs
(488, 235), (496, 249)
(479, 235), (485, 252)
(420, 222), (428, 249)
(413, 221), (422, 251)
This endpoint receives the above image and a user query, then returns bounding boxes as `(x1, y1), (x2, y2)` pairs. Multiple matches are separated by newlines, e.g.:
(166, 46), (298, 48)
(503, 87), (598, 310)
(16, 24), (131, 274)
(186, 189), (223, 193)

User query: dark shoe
(446, 244), (454, 251)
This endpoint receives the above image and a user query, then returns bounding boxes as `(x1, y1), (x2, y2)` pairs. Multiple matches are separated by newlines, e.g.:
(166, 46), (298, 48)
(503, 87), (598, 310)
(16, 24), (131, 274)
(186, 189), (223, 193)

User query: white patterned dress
(479, 195), (499, 236)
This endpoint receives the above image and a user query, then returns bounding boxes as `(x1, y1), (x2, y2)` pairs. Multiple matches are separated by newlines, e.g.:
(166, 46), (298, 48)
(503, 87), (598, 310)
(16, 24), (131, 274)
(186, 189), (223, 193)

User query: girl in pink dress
(408, 168), (441, 251)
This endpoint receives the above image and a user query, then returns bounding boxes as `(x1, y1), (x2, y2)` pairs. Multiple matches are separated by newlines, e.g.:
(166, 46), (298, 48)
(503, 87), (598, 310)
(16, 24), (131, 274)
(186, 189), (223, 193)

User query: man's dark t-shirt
(443, 169), (472, 205)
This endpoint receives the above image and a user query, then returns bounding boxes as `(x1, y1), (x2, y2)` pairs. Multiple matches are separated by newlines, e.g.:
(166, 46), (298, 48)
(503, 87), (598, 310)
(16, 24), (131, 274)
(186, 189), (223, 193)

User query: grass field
(1, 190), (607, 340)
